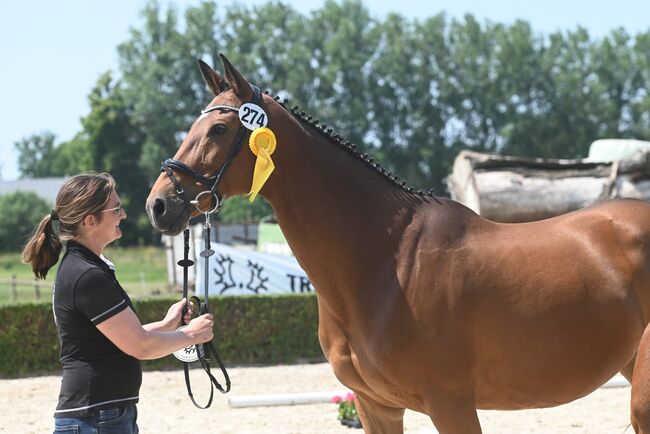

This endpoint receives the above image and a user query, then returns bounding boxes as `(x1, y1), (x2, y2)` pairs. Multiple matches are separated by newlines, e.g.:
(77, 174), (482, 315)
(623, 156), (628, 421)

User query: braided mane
(263, 90), (436, 198)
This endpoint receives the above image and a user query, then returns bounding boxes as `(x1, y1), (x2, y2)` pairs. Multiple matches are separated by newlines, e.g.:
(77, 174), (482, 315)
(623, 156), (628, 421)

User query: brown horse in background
(146, 55), (650, 433)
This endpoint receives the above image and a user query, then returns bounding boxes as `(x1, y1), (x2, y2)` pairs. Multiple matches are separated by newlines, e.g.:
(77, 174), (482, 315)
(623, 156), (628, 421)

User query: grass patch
(103, 245), (170, 297)
(0, 251), (50, 280)
(0, 246), (170, 305)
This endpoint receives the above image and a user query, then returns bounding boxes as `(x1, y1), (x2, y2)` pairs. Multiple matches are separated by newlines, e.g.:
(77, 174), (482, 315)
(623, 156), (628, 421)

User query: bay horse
(146, 54), (650, 433)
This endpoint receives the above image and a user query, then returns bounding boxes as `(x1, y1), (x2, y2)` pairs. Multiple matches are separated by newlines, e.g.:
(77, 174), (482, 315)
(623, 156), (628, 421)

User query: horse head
(146, 55), (266, 235)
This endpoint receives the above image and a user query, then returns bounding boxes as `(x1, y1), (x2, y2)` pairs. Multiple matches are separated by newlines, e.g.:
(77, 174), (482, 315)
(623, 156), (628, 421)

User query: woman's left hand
(163, 298), (193, 330)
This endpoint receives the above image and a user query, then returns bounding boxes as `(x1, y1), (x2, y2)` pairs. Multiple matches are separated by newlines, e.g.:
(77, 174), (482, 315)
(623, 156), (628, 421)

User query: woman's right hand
(184, 313), (214, 344)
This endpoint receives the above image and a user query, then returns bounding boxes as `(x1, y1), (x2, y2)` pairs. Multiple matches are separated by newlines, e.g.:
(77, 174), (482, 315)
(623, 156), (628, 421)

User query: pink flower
(331, 395), (342, 404)
(346, 392), (355, 402)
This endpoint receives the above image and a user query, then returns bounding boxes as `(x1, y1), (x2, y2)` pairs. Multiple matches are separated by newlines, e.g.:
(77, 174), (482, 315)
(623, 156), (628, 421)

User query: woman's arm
(96, 307), (213, 360)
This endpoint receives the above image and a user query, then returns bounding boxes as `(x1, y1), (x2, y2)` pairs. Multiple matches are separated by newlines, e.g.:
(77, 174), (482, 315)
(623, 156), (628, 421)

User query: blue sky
(1, 0), (648, 180)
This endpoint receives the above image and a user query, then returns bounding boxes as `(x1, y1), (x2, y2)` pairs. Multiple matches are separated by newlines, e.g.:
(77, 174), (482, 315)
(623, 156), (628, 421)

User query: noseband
(161, 84), (263, 214)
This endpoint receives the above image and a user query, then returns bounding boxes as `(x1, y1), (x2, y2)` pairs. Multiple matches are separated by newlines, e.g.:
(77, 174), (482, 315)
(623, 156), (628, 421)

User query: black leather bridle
(162, 84), (263, 408)
(161, 84), (263, 213)
(177, 225), (230, 409)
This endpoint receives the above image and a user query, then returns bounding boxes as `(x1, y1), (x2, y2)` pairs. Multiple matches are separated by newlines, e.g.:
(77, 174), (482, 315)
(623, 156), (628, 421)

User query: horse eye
(208, 124), (227, 136)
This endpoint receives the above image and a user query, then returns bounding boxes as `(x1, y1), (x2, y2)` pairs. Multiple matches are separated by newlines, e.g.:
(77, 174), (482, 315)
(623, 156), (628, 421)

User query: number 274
(241, 107), (266, 127)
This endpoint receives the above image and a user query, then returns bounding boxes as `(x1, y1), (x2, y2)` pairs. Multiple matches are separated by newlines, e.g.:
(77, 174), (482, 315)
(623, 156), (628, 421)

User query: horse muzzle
(145, 194), (190, 236)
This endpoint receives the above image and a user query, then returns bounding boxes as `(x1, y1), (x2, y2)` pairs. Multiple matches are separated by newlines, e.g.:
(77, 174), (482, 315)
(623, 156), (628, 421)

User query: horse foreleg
(354, 392), (405, 434)
(426, 392), (482, 434)
(631, 324), (650, 433)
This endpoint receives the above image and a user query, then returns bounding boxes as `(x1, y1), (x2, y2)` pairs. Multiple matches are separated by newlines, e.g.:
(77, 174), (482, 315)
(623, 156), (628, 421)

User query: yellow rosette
(247, 127), (277, 202)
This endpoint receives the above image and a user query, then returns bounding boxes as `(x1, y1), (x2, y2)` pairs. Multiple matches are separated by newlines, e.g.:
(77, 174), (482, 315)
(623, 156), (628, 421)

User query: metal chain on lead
(200, 211), (215, 322)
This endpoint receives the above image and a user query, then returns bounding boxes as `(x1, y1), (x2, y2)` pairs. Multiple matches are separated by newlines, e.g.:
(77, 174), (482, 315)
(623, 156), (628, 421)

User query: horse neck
(263, 117), (416, 303)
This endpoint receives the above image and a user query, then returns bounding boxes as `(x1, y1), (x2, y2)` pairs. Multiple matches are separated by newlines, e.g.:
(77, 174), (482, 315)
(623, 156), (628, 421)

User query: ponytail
(22, 213), (63, 279)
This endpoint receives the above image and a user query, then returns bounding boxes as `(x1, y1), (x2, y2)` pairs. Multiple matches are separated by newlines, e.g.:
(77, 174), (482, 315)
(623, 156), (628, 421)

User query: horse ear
(197, 59), (229, 96)
(220, 54), (253, 100)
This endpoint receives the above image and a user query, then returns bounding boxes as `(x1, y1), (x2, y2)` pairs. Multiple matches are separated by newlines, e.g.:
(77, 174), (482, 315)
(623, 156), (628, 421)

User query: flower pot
(340, 416), (362, 429)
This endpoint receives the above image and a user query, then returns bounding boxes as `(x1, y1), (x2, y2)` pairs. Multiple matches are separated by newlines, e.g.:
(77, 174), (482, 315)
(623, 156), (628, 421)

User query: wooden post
(34, 279), (40, 300)
(11, 274), (17, 301)
(446, 150), (650, 223)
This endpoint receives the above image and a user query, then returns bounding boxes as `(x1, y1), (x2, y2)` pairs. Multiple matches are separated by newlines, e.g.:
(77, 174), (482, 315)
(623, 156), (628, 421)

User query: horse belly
(471, 297), (643, 410)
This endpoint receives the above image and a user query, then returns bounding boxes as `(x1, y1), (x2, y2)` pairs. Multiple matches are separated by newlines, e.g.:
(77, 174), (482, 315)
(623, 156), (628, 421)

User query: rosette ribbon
(247, 127), (277, 202)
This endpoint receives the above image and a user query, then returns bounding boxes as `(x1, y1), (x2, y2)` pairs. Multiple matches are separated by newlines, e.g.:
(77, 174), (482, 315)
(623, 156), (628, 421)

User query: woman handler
(22, 173), (213, 434)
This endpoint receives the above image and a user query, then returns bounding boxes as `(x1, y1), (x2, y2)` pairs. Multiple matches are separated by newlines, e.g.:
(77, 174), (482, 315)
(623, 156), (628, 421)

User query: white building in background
(0, 177), (69, 204)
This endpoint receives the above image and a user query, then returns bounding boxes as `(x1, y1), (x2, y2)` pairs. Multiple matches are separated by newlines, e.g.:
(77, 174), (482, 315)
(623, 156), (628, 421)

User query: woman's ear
(82, 214), (95, 227)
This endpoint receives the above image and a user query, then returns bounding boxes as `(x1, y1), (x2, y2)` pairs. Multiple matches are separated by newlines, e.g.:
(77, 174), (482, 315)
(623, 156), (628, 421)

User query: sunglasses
(101, 204), (123, 215)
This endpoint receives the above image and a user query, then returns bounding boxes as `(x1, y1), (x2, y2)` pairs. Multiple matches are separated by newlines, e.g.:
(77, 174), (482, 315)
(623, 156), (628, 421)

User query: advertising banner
(195, 242), (314, 296)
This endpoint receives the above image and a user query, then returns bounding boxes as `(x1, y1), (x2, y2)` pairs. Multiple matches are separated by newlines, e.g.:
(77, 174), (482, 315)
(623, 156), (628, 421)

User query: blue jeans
(53, 404), (138, 434)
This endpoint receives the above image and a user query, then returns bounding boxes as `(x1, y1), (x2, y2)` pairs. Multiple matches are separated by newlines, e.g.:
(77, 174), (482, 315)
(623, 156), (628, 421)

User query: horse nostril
(153, 198), (166, 217)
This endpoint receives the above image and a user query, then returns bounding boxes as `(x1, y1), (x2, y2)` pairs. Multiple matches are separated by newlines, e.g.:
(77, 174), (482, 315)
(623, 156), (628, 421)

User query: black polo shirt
(52, 240), (142, 418)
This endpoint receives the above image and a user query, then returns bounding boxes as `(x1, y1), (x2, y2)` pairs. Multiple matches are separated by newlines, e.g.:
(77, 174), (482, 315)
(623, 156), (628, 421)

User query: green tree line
(14, 0), (650, 246)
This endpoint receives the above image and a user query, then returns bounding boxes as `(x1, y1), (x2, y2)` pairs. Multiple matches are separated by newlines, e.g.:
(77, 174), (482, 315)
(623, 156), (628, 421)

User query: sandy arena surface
(0, 363), (634, 433)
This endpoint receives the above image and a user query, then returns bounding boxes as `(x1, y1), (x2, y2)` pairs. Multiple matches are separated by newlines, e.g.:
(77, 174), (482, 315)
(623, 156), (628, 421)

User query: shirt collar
(66, 240), (115, 271)
(100, 254), (116, 271)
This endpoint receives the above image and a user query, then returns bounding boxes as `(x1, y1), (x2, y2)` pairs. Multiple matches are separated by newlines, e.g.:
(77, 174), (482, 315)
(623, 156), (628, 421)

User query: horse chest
(323, 311), (471, 405)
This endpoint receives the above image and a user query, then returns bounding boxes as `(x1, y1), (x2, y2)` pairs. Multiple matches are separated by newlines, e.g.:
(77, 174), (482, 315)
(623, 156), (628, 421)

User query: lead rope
(179, 214), (231, 409)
